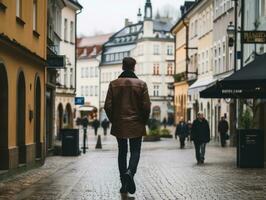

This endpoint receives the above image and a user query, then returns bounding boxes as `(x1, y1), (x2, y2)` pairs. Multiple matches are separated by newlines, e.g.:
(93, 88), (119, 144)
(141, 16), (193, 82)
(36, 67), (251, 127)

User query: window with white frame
(90, 86), (93, 96)
(81, 86), (84, 96)
(70, 21), (74, 43)
(64, 18), (68, 41)
(33, 0), (37, 31)
(260, 0), (266, 17)
(167, 45), (173, 55)
(85, 86), (89, 96)
(153, 85), (160, 96)
(153, 44), (160, 55)
(16, 0), (22, 18)
(95, 86), (98, 96)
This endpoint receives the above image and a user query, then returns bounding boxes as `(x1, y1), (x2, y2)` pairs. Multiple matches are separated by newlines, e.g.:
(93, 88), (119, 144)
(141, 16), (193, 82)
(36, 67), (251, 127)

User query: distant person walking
(175, 118), (188, 149)
(191, 112), (210, 164)
(104, 57), (151, 194)
(92, 118), (100, 136)
(163, 117), (167, 128)
(101, 118), (110, 136)
(81, 116), (89, 132)
(218, 116), (229, 147)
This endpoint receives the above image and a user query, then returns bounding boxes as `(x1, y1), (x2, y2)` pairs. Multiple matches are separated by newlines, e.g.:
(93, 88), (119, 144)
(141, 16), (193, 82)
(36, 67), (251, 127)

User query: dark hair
(122, 57), (136, 71)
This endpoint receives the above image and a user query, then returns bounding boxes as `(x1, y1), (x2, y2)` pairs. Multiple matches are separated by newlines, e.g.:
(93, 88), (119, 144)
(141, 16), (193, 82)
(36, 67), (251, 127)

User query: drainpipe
(75, 9), (82, 94)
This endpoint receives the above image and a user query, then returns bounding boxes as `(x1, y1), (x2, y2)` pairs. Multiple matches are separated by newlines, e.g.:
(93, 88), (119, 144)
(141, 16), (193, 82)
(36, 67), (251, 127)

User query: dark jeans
(194, 142), (206, 162)
(103, 128), (107, 136)
(116, 137), (142, 178)
(220, 132), (226, 147)
(179, 136), (186, 148)
(94, 128), (98, 136)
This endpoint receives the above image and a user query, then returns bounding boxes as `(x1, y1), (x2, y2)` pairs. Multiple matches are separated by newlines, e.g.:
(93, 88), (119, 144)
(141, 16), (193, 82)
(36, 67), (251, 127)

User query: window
(70, 68), (73, 87)
(167, 63), (173, 75)
(80, 86), (84, 96)
(106, 54), (110, 62)
(85, 67), (89, 78)
(70, 21), (74, 43)
(16, 0), (22, 18)
(260, 0), (266, 17)
(153, 44), (160, 55)
(85, 86), (89, 96)
(90, 67), (93, 77)
(110, 54), (114, 61)
(95, 86), (98, 96)
(33, 0), (37, 31)
(64, 69), (67, 86)
(90, 86), (93, 96)
(167, 45), (173, 55)
(95, 67), (98, 77)
(153, 64), (159, 75)
(153, 85), (160, 96)
(64, 18), (68, 41)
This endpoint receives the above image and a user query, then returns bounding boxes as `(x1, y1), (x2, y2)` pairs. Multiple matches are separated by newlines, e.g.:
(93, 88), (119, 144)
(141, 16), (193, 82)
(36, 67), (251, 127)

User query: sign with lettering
(243, 31), (266, 44)
(75, 97), (85, 105)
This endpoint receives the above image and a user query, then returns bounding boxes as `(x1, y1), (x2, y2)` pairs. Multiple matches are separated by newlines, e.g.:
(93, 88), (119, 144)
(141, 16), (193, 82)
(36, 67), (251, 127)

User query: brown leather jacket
(104, 70), (151, 139)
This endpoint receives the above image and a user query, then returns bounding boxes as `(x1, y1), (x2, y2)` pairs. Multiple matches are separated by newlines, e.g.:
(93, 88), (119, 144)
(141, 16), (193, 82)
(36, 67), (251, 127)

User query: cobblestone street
(0, 133), (266, 200)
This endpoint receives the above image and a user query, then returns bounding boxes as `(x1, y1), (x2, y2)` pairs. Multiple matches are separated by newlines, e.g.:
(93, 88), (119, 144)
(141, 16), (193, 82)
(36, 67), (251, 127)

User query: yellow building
(0, 0), (47, 169)
(171, 2), (195, 124)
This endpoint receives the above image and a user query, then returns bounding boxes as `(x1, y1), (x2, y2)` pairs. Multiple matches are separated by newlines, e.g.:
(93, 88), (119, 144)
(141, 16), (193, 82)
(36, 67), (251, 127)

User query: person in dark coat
(163, 117), (167, 128)
(92, 119), (100, 136)
(104, 57), (151, 194)
(191, 112), (210, 164)
(101, 118), (110, 136)
(218, 116), (229, 147)
(175, 118), (188, 149)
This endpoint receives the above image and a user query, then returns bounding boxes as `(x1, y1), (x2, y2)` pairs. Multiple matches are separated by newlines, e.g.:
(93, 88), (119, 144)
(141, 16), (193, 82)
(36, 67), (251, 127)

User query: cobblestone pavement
(0, 133), (266, 200)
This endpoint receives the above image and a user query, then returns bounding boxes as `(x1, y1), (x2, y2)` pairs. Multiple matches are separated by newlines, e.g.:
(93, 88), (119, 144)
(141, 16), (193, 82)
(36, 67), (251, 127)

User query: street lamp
(227, 21), (235, 47)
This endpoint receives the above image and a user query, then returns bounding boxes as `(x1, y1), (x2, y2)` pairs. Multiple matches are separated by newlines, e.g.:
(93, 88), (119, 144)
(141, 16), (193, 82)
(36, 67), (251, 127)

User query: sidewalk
(0, 135), (266, 200)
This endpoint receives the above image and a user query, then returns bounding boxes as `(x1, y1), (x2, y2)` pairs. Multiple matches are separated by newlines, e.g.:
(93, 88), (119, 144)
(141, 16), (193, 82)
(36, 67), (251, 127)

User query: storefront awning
(200, 53), (266, 98)
(188, 77), (216, 96)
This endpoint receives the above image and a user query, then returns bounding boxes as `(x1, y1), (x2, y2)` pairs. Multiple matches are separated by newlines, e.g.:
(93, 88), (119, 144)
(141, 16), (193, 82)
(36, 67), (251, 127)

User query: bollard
(95, 135), (102, 149)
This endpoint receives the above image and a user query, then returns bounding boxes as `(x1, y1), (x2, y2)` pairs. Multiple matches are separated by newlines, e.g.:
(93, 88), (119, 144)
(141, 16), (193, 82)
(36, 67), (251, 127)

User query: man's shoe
(119, 177), (127, 194)
(124, 170), (136, 194)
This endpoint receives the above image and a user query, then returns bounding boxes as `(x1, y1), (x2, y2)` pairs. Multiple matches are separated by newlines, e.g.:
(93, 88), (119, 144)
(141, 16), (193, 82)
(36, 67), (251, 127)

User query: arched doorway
(0, 64), (9, 170)
(17, 71), (26, 164)
(152, 106), (161, 121)
(34, 76), (41, 159)
(57, 103), (64, 140)
(65, 103), (73, 128)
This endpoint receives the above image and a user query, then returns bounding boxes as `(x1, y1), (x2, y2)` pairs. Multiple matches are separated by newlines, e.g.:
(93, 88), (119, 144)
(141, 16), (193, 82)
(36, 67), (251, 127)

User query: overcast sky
(77, 0), (185, 37)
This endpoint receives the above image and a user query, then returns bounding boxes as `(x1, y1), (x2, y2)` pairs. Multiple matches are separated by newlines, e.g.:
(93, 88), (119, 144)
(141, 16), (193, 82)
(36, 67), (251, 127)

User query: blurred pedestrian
(191, 112), (210, 164)
(187, 120), (192, 142)
(163, 117), (167, 128)
(92, 118), (100, 136)
(175, 118), (188, 149)
(218, 116), (229, 147)
(101, 118), (110, 136)
(104, 57), (151, 194)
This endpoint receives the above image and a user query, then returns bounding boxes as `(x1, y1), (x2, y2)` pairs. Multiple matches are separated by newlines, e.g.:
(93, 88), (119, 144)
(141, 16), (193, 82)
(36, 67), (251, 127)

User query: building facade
(100, 0), (175, 123)
(76, 34), (111, 120)
(0, 0), (47, 169)
(55, 0), (82, 139)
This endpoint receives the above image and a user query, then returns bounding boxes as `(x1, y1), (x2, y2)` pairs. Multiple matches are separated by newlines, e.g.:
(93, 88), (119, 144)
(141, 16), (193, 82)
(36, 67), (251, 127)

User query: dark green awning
(200, 53), (266, 99)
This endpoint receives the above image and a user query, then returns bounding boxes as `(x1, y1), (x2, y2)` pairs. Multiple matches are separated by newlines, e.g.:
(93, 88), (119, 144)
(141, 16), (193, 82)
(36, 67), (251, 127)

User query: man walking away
(218, 116), (229, 147)
(92, 118), (100, 136)
(163, 117), (167, 128)
(104, 57), (151, 195)
(101, 118), (110, 136)
(175, 117), (188, 149)
(191, 112), (210, 164)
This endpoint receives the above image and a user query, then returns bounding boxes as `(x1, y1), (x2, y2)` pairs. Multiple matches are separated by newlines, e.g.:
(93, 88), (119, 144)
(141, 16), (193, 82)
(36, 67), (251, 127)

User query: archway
(65, 103), (73, 128)
(0, 64), (9, 170)
(34, 76), (41, 159)
(17, 71), (26, 164)
(152, 106), (161, 121)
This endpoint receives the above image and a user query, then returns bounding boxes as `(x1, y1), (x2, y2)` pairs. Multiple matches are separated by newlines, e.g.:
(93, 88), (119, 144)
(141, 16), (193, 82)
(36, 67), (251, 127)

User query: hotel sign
(243, 31), (266, 44)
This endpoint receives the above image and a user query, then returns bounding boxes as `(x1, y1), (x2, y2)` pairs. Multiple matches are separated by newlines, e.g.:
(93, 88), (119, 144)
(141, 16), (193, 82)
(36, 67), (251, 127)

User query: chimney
(125, 18), (129, 26)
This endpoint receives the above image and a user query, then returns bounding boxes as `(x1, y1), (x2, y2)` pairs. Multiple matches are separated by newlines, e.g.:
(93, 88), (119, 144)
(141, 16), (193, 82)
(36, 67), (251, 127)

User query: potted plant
(143, 119), (161, 142)
(160, 128), (173, 138)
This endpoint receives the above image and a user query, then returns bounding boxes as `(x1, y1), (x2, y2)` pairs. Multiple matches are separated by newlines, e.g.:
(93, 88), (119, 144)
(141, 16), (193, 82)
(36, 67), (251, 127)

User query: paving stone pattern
(0, 136), (266, 200)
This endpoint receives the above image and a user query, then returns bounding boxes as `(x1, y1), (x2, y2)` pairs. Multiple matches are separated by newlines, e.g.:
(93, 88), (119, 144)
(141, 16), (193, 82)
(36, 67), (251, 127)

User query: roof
(78, 33), (113, 47)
